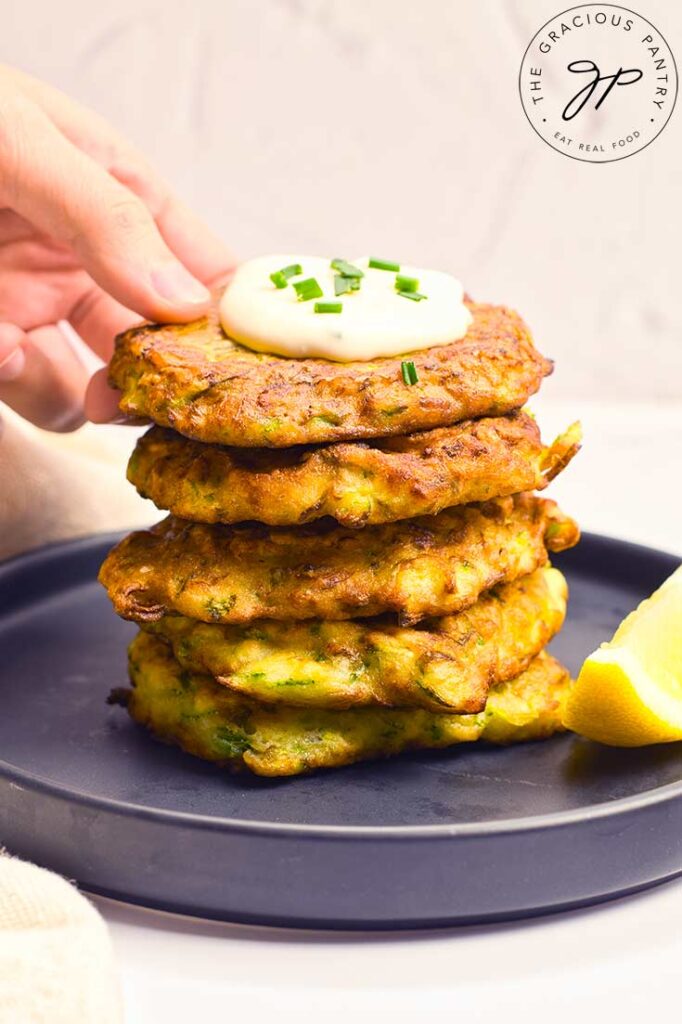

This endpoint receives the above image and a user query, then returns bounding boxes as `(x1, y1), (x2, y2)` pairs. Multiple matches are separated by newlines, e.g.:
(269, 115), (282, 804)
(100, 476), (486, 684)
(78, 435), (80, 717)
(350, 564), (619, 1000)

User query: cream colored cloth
(0, 855), (122, 1023)
(0, 407), (156, 1020)
(0, 405), (156, 562)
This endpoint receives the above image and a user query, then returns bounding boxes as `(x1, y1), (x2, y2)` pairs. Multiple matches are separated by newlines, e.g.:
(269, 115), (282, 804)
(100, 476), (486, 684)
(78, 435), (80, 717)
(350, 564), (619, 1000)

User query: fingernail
(151, 262), (210, 306)
(108, 414), (152, 427)
(0, 346), (25, 382)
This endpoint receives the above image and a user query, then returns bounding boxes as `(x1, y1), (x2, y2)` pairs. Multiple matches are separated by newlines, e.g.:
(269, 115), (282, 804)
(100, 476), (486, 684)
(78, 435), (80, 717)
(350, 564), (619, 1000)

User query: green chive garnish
(270, 264), (302, 289)
(334, 274), (362, 296)
(369, 257), (400, 272)
(331, 258), (364, 279)
(293, 277), (324, 302)
(401, 361), (418, 385)
(396, 274), (419, 292)
(314, 301), (343, 314)
(397, 289), (427, 302)
(280, 263), (302, 279)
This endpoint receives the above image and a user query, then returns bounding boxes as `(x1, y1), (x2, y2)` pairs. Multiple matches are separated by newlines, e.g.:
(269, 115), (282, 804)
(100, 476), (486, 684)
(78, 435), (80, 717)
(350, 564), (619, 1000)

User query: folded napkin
(0, 855), (122, 1023)
(0, 405), (156, 562)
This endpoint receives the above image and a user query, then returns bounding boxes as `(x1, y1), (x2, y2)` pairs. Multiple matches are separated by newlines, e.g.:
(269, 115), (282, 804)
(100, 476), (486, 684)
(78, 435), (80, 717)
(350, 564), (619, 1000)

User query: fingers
(68, 286), (139, 362)
(1, 63), (135, 168)
(0, 323), (88, 431)
(0, 68), (235, 433)
(84, 367), (127, 424)
(0, 90), (211, 324)
(155, 195), (235, 289)
(0, 322), (25, 380)
(0, 317), (131, 430)
(2, 65), (235, 292)
(111, 165), (235, 287)
(85, 368), (148, 427)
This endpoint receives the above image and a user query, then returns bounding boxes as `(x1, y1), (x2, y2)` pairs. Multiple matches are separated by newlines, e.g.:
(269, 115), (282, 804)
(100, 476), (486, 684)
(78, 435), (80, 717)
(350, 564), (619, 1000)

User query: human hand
(0, 64), (234, 431)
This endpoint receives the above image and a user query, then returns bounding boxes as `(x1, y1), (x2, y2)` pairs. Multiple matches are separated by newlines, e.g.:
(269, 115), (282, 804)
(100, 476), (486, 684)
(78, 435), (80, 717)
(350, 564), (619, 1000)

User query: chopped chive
(401, 360), (418, 385)
(396, 274), (419, 292)
(293, 277), (324, 302)
(314, 301), (343, 313)
(280, 263), (302, 279)
(369, 257), (400, 272)
(334, 274), (362, 296)
(396, 289), (427, 302)
(270, 263), (303, 289)
(331, 258), (364, 279)
(334, 275), (353, 296)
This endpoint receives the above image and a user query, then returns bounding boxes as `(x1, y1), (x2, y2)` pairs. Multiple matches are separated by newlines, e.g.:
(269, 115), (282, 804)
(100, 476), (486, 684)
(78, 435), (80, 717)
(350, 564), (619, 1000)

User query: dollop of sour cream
(219, 255), (472, 362)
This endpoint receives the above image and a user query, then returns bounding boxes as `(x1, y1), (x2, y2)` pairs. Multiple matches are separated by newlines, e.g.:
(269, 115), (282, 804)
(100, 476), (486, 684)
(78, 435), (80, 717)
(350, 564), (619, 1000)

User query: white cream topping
(219, 255), (472, 362)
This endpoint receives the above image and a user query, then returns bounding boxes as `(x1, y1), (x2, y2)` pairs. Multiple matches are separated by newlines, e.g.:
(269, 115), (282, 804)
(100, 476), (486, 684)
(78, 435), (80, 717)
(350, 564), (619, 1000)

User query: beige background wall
(4, 0), (681, 404)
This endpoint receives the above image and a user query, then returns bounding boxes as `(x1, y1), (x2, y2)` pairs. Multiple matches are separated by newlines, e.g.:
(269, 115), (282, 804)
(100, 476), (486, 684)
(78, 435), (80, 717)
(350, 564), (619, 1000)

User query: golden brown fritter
(146, 567), (567, 713)
(108, 298), (552, 448)
(121, 634), (570, 776)
(128, 413), (581, 528)
(99, 493), (579, 626)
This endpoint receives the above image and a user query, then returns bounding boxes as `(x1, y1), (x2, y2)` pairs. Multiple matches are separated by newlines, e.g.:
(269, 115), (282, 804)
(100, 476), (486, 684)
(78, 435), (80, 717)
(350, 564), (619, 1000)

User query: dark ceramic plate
(0, 532), (680, 928)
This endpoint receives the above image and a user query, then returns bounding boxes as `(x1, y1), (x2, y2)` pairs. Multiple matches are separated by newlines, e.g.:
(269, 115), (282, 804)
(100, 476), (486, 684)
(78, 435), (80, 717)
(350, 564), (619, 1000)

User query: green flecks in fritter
(243, 627), (268, 642)
(313, 414), (344, 427)
(205, 596), (237, 621)
(380, 720), (403, 742)
(181, 708), (220, 722)
(178, 669), (193, 690)
(269, 567), (289, 587)
(429, 721), (445, 742)
(213, 726), (252, 757)
(262, 418), (282, 437)
(271, 678), (317, 689)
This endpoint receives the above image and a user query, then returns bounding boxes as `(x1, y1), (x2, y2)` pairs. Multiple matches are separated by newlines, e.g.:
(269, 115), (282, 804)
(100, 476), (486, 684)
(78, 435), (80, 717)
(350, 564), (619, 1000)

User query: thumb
(0, 94), (210, 323)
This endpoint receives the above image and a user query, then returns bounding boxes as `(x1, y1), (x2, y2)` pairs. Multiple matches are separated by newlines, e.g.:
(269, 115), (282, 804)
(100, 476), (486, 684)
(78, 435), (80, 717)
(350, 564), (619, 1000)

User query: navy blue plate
(0, 532), (680, 928)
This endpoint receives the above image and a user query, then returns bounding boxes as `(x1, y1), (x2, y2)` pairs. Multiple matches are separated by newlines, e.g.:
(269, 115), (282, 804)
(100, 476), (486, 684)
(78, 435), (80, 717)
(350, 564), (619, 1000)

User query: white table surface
(95, 400), (682, 1024)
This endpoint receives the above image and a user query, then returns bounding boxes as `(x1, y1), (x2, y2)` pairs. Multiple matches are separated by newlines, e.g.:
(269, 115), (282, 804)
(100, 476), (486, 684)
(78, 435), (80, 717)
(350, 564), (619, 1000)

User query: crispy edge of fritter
(108, 298), (553, 448)
(146, 567), (567, 713)
(98, 493), (580, 626)
(127, 412), (582, 528)
(119, 634), (570, 776)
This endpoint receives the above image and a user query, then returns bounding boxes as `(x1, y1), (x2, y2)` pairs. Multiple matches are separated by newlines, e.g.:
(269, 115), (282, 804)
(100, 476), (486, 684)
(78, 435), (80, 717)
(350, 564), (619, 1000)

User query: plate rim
(1, 528), (681, 841)
(1, 751), (682, 839)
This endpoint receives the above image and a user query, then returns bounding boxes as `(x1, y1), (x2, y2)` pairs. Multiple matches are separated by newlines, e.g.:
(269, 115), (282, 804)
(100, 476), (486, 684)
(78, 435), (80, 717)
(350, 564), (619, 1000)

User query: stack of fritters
(100, 297), (580, 776)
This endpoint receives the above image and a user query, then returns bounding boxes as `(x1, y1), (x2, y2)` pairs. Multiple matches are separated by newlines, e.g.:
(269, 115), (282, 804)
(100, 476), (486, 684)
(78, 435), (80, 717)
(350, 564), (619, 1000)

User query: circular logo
(519, 4), (677, 162)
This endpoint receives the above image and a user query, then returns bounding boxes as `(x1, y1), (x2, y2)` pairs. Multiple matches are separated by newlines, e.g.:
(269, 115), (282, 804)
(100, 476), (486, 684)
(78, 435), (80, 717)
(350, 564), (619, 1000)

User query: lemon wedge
(563, 564), (682, 745)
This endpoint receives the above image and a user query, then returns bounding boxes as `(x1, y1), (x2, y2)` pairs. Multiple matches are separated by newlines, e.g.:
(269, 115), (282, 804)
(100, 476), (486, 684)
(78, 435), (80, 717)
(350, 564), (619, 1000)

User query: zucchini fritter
(99, 493), (579, 626)
(147, 568), (567, 713)
(109, 298), (552, 448)
(128, 413), (581, 528)
(121, 634), (570, 776)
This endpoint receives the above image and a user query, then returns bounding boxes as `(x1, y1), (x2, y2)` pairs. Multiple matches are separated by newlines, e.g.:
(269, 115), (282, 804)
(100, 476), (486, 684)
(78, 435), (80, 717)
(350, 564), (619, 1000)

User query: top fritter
(109, 297), (552, 448)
